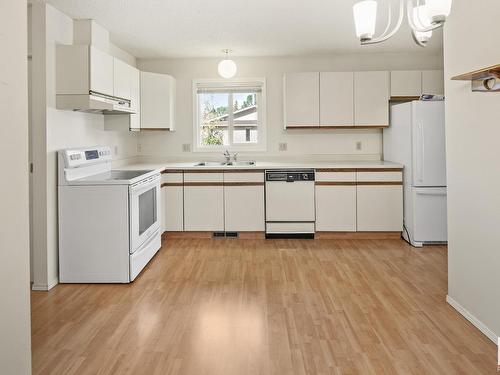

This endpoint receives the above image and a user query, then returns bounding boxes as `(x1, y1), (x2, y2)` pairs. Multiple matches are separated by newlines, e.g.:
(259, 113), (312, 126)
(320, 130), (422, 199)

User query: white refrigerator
(384, 101), (447, 247)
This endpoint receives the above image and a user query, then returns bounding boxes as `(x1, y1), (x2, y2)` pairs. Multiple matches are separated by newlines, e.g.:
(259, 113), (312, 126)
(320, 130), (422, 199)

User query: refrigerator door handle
(416, 122), (424, 183)
(415, 187), (446, 196)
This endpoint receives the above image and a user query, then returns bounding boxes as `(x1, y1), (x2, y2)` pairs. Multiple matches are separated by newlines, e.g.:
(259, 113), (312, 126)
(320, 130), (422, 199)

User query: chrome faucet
(223, 150), (231, 163)
(232, 153), (238, 162)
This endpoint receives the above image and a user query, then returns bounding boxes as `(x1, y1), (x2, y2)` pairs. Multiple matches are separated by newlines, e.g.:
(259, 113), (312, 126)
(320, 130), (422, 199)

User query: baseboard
(31, 276), (59, 291)
(446, 295), (499, 345)
(315, 231), (401, 240)
(163, 231), (266, 239)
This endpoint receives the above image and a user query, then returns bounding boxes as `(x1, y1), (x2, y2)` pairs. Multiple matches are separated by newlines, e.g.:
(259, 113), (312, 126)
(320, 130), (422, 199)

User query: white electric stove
(58, 146), (161, 283)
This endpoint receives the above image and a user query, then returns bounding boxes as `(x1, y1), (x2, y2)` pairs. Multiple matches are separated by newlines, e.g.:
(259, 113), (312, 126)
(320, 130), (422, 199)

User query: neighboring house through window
(193, 79), (266, 151)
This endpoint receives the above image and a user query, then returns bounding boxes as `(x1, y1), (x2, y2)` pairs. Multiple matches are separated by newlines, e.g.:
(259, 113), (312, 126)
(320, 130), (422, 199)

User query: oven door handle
(130, 174), (160, 192)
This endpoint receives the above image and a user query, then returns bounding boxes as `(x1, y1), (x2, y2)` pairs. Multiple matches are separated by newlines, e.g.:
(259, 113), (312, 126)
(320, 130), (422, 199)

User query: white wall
(30, 3), (138, 290)
(444, 0), (500, 342)
(138, 51), (442, 161)
(0, 0), (32, 373)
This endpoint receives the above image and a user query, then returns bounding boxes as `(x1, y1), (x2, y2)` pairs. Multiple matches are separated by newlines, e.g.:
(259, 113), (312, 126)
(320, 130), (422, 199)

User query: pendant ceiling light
(352, 0), (452, 47)
(218, 49), (237, 79)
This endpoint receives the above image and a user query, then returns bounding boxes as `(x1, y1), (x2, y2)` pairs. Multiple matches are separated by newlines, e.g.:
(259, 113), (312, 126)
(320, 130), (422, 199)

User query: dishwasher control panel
(265, 169), (315, 182)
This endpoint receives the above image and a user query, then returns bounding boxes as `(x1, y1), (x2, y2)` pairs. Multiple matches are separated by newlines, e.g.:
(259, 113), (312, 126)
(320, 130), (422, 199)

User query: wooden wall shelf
(286, 125), (388, 130)
(451, 64), (500, 81)
(390, 96), (420, 103)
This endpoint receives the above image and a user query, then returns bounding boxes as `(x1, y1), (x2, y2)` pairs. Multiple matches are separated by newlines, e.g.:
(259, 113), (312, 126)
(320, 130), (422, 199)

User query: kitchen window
(193, 79), (266, 151)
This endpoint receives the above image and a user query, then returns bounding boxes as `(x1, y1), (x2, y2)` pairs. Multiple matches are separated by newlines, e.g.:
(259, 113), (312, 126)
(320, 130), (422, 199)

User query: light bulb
(413, 5), (432, 44)
(218, 58), (237, 79)
(425, 0), (452, 24)
(353, 0), (378, 41)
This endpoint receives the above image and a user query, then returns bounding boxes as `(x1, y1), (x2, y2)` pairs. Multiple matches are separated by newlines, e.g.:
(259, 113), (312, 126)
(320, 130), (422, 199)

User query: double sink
(194, 161), (256, 167)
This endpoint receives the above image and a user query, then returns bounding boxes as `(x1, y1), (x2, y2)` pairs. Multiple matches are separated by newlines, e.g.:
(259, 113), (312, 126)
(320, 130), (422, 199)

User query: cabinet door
(357, 185), (403, 231)
(315, 171), (356, 231)
(130, 66), (141, 112)
(316, 186), (356, 231)
(141, 71), (176, 129)
(356, 170), (403, 231)
(161, 172), (184, 232)
(113, 58), (131, 100)
(422, 70), (444, 95)
(354, 71), (389, 126)
(129, 113), (140, 131)
(320, 72), (354, 127)
(89, 46), (114, 97)
(284, 72), (319, 128)
(224, 172), (264, 231)
(390, 71), (422, 97)
(184, 173), (224, 231)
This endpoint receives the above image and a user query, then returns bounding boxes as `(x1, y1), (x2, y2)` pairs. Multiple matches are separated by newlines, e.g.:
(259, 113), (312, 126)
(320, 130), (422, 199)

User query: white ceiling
(46, 0), (443, 59)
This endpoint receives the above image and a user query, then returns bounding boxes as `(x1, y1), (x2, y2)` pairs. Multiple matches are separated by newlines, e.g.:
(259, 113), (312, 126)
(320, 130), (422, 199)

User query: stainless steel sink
(194, 161), (257, 167)
(194, 162), (227, 167)
(225, 161), (256, 166)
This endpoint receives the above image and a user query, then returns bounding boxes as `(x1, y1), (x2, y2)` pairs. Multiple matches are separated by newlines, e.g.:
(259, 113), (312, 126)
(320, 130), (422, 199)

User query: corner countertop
(115, 160), (403, 173)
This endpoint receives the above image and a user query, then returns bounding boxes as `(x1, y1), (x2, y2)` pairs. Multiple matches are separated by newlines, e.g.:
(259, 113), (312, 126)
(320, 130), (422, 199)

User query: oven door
(129, 174), (161, 253)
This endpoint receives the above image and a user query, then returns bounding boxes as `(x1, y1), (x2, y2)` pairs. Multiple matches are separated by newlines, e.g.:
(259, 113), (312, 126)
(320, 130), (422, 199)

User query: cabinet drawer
(316, 171), (356, 182)
(223, 172), (264, 183)
(161, 172), (183, 184)
(184, 172), (223, 183)
(357, 171), (402, 183)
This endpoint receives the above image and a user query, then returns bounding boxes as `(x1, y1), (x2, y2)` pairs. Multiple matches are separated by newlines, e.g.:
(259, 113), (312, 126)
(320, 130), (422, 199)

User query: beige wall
(444, 0), (500, 342)
(0, 0), (32, 373)
(138, 51), (443, 161)
(30, 3), (138, 290)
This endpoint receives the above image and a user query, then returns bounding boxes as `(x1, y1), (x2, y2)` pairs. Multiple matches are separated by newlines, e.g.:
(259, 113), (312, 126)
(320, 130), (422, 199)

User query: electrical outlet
(182, 144), (191, 152)
(356, 141), (362, 151)
(137, 143), (142, 154)
(279, 142), (288, 152)
(114, 146), (119, 155)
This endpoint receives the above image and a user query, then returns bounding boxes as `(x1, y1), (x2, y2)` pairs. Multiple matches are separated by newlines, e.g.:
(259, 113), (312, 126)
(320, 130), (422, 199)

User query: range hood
(56, 91), (135, 115)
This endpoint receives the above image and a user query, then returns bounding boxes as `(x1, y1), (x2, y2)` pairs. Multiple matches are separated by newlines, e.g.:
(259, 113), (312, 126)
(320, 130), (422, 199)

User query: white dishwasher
(265, 169), (316, 238)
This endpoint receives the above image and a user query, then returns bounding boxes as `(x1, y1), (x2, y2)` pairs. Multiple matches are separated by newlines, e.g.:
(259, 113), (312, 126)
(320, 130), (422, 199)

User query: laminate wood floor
(31, 238), (497, 375)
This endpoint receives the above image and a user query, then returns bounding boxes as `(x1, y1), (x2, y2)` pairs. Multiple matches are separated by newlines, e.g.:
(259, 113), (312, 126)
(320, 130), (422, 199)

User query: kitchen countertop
(116, 160), (403, 173)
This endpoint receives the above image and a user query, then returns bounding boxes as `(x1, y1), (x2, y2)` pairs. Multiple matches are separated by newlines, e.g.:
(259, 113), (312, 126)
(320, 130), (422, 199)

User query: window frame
(192, 78), (267, 152)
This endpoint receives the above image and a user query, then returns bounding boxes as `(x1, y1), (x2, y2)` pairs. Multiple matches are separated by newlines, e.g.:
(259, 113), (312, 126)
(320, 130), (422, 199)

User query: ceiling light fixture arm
(407, 0), (443, 33)
(362, 0), (405, 45)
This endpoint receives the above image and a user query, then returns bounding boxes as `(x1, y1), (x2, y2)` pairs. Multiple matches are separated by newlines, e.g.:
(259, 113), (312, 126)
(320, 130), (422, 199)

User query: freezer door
(412, 101), (447, 187)
(411, 187), (447, 243)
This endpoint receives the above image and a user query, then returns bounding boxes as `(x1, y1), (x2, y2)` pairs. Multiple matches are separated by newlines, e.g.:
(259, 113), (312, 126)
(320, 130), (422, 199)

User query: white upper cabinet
(284, 72), (320, 128)
(129, 66), (140, 112)
(391, 71), (422, 97)
(113, 58), (131, 100)
(89, 46), (114, 97)
(354, 71), (389, 127)
(57, 45), (113, 97)
(320, 72), (354, 127)
(140, 71), (176, 130)
(422, 70), (444, 95)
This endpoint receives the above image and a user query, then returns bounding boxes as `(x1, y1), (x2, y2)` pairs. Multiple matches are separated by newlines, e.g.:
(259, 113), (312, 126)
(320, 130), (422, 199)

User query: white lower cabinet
(184, 172), (224, 231)
(161, 172), (184, 232)
(356, 170), (403, 231)
(316, 186), (357, 231)
(224, 172), (265, 232)
(315, 171), (357, 231)
(357, 185), (403, 231)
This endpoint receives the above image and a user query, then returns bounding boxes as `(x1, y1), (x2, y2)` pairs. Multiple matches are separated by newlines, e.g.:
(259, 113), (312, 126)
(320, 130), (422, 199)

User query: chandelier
(352, 0), (452, 47)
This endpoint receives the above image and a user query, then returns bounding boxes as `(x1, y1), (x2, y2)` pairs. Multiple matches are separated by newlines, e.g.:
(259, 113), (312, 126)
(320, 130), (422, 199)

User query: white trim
(192, 78), (267, 153)
(446, 295), (499, 345)
(32, 276), (59, 291)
